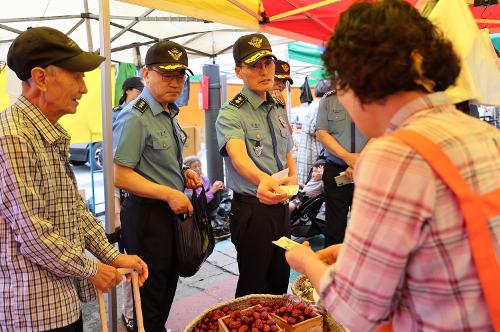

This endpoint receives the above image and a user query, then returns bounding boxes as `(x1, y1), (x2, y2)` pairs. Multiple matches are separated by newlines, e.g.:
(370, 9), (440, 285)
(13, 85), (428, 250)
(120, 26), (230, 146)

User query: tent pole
(110, 9), (155, 43)
(98, 0), (117, 331)
(83, 0), (94, 52)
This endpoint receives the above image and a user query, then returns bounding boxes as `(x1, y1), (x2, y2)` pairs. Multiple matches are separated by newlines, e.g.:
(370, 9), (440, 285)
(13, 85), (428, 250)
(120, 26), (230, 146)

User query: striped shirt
(319, 93), (500, 332)
(0, 96), (119, 331)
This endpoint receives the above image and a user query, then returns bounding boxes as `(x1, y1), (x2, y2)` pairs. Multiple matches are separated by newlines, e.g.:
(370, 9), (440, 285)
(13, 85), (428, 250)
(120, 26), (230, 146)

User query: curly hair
(322, 0), (461, 104)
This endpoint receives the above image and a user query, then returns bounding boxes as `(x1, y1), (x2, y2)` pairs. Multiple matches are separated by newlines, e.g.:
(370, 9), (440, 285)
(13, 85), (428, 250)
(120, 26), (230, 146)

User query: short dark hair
(322, 0), (461, 104)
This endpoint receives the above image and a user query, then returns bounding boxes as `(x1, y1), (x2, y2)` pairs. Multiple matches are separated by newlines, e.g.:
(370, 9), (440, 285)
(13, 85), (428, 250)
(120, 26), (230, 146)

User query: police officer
(113, 40), (201, 332)
(316, 91), (367, 246)
(216, 33), (297, 297)
(270, 60), (293, 107)
(113, 76), (144, 124)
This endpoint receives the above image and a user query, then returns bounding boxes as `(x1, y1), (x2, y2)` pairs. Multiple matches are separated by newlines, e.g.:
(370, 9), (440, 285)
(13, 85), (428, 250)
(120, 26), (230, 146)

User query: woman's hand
(316, 244), (342, 265)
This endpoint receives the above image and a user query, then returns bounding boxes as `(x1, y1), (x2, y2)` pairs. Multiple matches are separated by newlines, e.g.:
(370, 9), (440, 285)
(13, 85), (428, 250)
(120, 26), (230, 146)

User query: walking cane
(97, 268), (145, 332)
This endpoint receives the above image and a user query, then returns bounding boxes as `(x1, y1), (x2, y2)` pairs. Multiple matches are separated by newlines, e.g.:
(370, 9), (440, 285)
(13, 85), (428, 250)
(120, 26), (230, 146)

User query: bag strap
(392, 129), (500, 330)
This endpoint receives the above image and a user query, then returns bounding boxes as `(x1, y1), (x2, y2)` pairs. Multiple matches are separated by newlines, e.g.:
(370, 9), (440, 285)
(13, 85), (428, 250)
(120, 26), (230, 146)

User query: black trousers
(120, 195), (179, 332)
(230, 194), (290, 298)
(323, 161), (354, 246)
(46, 315), (82, 332)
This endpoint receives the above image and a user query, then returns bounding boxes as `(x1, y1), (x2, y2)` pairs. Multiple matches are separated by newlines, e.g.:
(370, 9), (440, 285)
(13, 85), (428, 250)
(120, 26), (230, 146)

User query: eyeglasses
(243, 58), (275, 71)
(149, 67), (187, 82)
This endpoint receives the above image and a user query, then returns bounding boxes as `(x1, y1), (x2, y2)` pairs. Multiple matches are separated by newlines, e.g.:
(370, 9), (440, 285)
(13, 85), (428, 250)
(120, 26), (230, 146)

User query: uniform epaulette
(324, 90), (337, 97)
(112, 105), (122, 112)
(132, 98), (149, 113)
(229, 93), (248, 108)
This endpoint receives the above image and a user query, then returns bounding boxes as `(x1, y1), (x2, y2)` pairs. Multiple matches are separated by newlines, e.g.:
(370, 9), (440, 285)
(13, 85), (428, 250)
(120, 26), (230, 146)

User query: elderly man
(1, 26), (148, 332)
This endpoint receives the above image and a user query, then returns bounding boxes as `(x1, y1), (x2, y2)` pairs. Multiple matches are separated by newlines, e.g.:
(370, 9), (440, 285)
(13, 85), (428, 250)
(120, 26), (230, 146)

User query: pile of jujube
(192, 298), (321, 332)
(193, 304), (280, 332)
(259, 300), (319, 326)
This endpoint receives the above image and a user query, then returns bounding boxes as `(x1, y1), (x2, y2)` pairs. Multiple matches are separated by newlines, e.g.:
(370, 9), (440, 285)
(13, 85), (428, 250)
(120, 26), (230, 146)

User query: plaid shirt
(319, 93), (500, 332)
(0, 96), (119, 331)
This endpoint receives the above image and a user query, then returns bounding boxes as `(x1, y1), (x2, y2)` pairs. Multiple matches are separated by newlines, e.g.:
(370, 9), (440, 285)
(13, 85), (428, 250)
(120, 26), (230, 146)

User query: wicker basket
(183, 293), (349, 332)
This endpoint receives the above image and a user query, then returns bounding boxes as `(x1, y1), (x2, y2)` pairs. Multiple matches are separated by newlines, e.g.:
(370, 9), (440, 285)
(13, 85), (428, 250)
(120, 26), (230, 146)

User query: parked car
(69, 141), (103, 170)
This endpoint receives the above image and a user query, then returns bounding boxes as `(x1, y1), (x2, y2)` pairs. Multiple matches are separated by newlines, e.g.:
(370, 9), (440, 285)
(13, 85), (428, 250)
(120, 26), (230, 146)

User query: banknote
(279, 184), (299, 196)
(272, 236), (301, 251)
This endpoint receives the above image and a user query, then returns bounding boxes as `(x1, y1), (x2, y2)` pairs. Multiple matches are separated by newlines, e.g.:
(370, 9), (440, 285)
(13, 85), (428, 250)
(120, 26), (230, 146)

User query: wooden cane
(97, 268), (145, 332)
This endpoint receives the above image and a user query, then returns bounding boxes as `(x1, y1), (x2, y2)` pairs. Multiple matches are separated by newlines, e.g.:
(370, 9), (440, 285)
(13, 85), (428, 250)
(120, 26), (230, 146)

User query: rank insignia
(132, 98), (149, 113)
(229, 93), (248, 108)
(253, 141), (263, 157)
(281, 63), (289, 72)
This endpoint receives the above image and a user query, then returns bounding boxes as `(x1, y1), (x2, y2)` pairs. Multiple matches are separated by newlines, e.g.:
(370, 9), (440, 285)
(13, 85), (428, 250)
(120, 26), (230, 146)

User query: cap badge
(248, 37), (263, 48)
(281, 64), (289, 72)
(168, 48), (183, 61)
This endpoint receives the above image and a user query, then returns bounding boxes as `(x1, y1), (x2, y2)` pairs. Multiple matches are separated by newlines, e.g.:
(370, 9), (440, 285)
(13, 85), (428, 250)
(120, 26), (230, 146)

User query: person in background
(112, 76), (144, 332)
(270, 59), (293, 108)
(113, 76), (144, 124)
(316, 87), (367, 247)
(216, 33), (296, 297)
(183, 155), (230, 239)
(113, 40), (201, 332)
(1, 26), (148, 332)
(286, 1), (500, 331)
(296, 79), (331, 184)
(289, 160), (324, 213)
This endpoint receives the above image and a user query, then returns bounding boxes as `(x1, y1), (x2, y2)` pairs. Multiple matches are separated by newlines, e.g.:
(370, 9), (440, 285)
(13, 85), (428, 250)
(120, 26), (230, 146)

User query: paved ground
(82, 235), (325, 332)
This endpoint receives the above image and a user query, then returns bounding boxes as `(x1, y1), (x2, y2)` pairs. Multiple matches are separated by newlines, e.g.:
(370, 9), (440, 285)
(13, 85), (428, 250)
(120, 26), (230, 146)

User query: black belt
(233, 193), (289, 206)
(127, 193), (167, 206)
(233, 193), (260, 205)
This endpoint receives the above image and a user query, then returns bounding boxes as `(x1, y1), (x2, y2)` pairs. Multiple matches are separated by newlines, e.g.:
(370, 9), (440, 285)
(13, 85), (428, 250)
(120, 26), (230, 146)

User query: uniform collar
(140, 87), (180, 118)
(18, 95), (70, 146)
(241, 86), (276, 110)
(385, 92), (452, 134)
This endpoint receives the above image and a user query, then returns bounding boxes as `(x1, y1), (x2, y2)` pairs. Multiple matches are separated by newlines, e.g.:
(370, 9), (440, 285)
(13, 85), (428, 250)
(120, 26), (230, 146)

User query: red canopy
(260, 0), (500, 45)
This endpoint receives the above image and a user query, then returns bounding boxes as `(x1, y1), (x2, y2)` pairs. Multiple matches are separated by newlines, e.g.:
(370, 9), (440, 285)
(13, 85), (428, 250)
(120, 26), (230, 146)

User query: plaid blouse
(0, 96), (119, 331)
(319, 93), (500, 332)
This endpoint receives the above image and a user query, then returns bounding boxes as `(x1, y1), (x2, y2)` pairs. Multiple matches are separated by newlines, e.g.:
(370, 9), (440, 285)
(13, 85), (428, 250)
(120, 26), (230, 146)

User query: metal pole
(98, 0), (117, 331)
(202, 64), (224, 182)
(83, 0), (94, 52)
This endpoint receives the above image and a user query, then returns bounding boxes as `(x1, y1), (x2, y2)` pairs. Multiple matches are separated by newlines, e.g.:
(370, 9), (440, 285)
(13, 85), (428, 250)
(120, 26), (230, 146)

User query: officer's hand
(111, 254), (149, 287)
(256, 176), (288, 205)
(166, 190), (194, 216)
(344, 153), (360, 168)
(270, 89), (286, 107)
(89, 262), (122, 293)
(184, 169), (202, 189)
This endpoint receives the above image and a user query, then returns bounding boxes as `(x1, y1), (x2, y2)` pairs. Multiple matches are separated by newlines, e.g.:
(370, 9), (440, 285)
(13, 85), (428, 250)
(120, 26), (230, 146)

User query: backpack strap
(392, 129), (500, 330)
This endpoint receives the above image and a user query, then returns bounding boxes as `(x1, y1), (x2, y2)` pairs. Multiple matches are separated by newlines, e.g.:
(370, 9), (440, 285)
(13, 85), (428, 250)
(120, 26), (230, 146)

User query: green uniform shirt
(216, 86), (293, 196)
(113, 87), (185, 191)
(316, 91), (367, 165)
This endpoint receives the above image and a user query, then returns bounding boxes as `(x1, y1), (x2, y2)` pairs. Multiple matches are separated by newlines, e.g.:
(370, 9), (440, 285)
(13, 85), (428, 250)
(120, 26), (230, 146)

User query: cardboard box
(182, 125), (203, 158)
(218, 305), (283, 332)
(271, 313), (322, 332)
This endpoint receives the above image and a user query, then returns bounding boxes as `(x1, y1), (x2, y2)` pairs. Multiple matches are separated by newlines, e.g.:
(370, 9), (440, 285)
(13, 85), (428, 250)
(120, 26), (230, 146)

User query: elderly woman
(285, 1), (500, 331)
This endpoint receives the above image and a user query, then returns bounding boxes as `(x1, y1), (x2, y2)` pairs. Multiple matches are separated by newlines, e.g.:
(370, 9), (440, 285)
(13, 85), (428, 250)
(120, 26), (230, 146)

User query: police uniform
(316, 91), (367, 246)
(113, 40), (190, 332)
(216, 84), (293, 297)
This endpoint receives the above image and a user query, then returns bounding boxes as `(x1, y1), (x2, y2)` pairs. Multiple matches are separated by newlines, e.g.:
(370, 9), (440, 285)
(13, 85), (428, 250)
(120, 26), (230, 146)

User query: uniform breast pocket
(246, 129), (267, 158)
(328, 109), (346, 135)
(152, 137), (171, 150)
